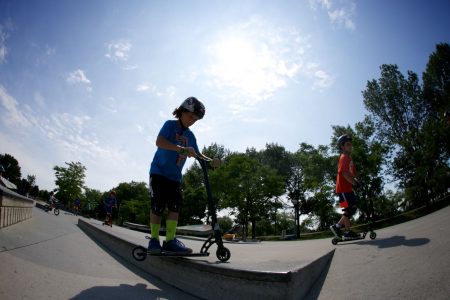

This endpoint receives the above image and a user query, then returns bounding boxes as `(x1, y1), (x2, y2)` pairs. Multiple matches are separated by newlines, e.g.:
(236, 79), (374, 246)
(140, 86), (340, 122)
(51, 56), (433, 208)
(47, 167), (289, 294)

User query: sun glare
(208, 35), (288, 105)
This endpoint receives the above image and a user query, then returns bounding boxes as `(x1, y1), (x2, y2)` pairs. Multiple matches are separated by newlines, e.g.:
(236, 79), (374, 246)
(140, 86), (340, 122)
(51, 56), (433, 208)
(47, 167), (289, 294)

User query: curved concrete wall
(78, 218), (335, 299)
(0, 185), (34, 228)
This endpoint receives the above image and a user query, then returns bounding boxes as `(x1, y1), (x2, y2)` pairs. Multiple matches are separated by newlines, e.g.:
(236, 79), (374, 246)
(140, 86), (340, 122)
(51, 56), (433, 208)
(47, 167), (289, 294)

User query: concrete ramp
(78, 218), (334, 300)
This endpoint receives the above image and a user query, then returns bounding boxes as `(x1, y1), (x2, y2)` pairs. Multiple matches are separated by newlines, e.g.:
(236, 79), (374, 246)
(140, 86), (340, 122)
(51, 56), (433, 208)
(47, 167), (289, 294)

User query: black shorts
(149, 174), (182, 216)
(338, 192), (357, 215)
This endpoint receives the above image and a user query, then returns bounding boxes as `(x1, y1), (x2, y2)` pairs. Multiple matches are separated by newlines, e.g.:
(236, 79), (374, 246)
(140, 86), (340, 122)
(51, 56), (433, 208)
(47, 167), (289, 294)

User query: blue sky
(1, 0), (449, 192)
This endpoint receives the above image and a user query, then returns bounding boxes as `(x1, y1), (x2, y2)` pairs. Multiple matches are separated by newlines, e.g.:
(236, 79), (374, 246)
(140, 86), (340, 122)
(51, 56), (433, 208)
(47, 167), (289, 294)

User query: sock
(165, 219), (178, 241)
(150, 223), (160, 240)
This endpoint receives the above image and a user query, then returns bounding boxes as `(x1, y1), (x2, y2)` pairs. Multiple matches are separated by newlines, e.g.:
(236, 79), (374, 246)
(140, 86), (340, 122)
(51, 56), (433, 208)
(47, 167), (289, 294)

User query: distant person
(48, 192), (57, 211)
(330, 134), (360, 239)
(74, 198), (81, 215)
(103, 190), (117, 226)
(147, 97), (220, 254)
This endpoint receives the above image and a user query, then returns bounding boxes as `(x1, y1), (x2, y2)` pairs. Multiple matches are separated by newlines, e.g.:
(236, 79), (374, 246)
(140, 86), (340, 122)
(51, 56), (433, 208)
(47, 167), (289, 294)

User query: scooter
(102, 212), (113, 227)
(331, 196), (377, 245)
(132, 156), (231, 262)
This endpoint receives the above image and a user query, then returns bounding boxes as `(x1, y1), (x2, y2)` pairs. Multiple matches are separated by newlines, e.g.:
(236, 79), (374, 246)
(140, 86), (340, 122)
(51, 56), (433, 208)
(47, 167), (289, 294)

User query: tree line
(1, 43), (449, 239)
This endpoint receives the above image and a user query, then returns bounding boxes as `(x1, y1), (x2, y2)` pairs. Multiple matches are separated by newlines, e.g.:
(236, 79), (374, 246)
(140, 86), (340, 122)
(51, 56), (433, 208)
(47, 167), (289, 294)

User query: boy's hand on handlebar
(179, 146), (196, 157)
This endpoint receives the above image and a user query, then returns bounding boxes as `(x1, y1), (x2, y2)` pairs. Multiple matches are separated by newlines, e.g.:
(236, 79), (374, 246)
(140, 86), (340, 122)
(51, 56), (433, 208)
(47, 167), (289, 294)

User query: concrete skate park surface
(1, 204), (449, 299)
(79, 204), (450, 300)
(78, 218), (335, 299)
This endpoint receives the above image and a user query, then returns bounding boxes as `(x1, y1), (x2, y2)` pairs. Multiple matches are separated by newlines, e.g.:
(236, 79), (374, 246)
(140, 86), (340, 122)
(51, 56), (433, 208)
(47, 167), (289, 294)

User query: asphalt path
(306, 204), (450, 299)
(0, 207), (199, 300)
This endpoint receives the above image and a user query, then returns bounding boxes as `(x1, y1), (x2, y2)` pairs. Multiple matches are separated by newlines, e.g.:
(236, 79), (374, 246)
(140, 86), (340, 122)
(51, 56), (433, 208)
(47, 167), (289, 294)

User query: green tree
(114, 181), (150, 225)
(0, 153), (21, 185)
(292, 143), (335, 232)
(215, 153), (284, 240)
(53, 161), (86, 206)
(363, 45), (450, 207)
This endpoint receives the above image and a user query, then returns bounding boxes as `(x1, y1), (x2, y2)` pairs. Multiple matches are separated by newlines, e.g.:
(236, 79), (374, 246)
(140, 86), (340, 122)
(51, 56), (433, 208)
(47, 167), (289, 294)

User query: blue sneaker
(147, 238), (161, 254)
(162, 238), (192, 254)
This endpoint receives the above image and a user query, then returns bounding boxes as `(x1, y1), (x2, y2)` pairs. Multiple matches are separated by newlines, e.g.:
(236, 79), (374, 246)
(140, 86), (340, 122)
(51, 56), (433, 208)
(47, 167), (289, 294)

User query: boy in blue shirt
(148, 97), (219, 253)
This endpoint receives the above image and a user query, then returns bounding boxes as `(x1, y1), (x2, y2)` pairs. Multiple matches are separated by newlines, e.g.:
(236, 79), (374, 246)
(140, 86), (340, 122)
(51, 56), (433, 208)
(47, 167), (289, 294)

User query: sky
(1, 0), (449, 192)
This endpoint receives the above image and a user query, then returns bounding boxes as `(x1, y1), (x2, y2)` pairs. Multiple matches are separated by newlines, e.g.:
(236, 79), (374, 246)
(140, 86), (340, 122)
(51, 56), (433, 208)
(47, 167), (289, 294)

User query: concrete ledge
(0, 185), (34, 228)
(78, 218), (334, 299)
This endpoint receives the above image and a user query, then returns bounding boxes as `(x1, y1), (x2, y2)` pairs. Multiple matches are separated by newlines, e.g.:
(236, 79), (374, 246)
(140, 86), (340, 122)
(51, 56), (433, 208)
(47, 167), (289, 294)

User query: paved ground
(307, 204), (450, 299)
(0, 207), (198, 300)
(1, 204), (449, 299)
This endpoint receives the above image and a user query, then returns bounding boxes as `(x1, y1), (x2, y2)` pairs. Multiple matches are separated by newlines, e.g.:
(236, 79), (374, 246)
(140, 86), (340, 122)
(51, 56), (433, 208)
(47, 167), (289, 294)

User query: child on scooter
(330, 134), (360, 239)
(104, 190), (117, 226)
(147, 97), (219, 254)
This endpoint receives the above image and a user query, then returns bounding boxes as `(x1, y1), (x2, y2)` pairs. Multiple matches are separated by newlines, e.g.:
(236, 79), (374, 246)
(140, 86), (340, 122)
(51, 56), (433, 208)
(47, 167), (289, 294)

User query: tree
(215, 153), (284, 240)
(0, 153), (21, 185)
(53, 162), (86, 205)
(114, 181), (150, 225)
(290, 143), (335, 233)
(363, 45), (450, 207)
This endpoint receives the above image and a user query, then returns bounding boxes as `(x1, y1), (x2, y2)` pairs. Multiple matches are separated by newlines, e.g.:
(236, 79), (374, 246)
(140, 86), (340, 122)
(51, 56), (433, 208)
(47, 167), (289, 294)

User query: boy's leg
(165, 211), (179, 241)
(163, 211), (192, 253)
(150, 212), (162, 239)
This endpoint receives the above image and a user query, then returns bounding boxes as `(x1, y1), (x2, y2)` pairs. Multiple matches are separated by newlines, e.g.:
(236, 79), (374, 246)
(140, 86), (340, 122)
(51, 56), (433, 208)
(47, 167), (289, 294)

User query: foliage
(0, 153), (22, 185)
(214, 152), (284, 239)
(53, 161), (86, 205)
(362, 43), (450, 208)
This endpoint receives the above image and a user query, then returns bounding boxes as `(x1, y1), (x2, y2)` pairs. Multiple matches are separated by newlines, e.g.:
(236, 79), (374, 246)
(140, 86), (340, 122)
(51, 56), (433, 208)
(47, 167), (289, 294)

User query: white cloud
(0, 20), (13, 64)
(309, 0), (356, 31)
(307, 63), (334, 89)
(66, 69), (92, 91)
(328, 5), (356, 31)
(136, 83), (155, 92)
(105, 40), (132, 61)
(0, 85), (31, 127)
(67, 69), (91, 85)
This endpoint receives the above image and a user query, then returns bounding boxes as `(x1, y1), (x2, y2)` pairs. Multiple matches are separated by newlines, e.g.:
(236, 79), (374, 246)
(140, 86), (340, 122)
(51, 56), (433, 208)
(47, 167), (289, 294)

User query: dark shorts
(149, 174), (182, 216)
(338, 192), (357, 215)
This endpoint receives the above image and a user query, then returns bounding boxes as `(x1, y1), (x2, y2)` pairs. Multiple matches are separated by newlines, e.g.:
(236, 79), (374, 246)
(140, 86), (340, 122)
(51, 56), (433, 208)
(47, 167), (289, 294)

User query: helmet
(337, 134), (352, 149)
(180, 97), (205, 119)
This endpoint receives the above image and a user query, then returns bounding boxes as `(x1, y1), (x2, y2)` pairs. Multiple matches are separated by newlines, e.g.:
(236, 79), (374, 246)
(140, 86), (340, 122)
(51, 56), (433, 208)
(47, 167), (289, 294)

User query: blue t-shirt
(150, 120), (200, 182)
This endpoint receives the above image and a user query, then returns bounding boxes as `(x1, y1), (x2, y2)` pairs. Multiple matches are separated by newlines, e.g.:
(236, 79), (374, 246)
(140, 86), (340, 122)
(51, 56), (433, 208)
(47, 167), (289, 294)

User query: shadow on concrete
(69, 283), (165, 300)
(353, 235), (430, 248)
(303, 252), (333, 300)
(75, 224), (199, 299)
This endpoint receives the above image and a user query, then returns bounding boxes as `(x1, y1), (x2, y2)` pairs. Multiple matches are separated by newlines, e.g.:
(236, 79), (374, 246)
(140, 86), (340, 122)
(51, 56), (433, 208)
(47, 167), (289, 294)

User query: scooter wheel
(332, 237), (339, 245)
(216, 247), (231, 262)
(54, 208), (60, 216)
(370, 232), (377, 240)
(132, 246), (147, 261)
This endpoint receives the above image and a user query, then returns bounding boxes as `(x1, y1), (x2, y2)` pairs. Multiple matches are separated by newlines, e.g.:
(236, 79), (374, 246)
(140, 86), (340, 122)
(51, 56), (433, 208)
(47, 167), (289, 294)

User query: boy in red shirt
(330, 134), (360, 239)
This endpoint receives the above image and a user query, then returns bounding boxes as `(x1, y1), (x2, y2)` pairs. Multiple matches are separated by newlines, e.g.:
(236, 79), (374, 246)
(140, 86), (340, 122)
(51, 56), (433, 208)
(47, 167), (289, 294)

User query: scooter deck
(146, 251), (209, 257)
(331, 230), (376, 245)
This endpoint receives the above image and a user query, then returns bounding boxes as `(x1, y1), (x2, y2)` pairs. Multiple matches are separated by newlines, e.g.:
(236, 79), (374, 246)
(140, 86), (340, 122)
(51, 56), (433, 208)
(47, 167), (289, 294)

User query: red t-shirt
(336, 153), (357, 193)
